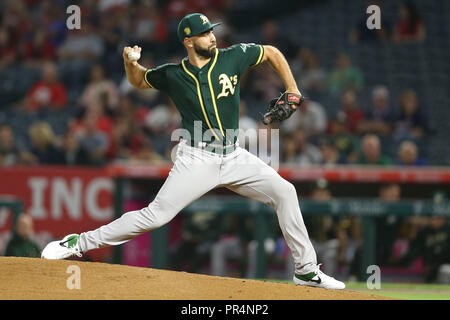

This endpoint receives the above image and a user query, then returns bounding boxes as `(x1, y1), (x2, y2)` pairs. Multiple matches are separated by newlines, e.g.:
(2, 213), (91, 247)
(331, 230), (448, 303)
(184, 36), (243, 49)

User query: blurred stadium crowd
(1, 0), (450, 283)
(1, 0), (448, 167)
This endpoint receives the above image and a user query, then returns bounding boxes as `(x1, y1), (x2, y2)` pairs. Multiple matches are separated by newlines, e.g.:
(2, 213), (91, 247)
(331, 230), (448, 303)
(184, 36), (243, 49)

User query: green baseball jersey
(144, 43), (264, 145)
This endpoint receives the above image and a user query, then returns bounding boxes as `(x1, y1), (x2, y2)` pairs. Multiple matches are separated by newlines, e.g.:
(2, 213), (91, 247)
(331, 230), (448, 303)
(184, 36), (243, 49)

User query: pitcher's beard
(194, 43), (216, 59)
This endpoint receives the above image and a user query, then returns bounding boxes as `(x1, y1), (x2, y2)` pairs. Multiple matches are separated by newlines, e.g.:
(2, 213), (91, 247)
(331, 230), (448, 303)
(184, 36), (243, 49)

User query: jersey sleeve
(144, 64), (170, 92)
(231, 43), (265, 74)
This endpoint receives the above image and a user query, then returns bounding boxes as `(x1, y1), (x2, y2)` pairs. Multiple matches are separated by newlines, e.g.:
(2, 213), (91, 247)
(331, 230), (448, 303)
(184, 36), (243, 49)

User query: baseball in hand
(128, 50), (141, 61)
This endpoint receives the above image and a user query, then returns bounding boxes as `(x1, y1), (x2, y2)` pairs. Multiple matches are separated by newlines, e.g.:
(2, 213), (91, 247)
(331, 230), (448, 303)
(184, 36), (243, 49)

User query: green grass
(362, 292), (450, 300)
(330, 282), (450, 300)
(345, 282), (450, 291)
(267, 280), (450, 300)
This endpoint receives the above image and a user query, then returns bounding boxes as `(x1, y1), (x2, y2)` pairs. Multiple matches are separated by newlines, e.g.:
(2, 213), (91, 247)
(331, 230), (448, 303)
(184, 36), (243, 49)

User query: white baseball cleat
(293, 264), (346, 290)
(41, 234), (83, 260)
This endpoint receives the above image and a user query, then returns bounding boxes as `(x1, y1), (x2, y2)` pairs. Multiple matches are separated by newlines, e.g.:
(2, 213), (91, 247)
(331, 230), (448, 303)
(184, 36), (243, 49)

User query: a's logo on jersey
(200, 15), (209, 25)
(217, 74), (238, 99)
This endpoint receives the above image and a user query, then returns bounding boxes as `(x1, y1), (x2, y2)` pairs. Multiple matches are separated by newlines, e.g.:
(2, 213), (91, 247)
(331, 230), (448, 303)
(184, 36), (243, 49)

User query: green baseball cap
(177, 13), (222, 43)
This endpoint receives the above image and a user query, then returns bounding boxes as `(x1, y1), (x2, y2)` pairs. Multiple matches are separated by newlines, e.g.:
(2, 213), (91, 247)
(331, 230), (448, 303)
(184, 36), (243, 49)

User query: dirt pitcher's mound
(0, 257), (389, 300)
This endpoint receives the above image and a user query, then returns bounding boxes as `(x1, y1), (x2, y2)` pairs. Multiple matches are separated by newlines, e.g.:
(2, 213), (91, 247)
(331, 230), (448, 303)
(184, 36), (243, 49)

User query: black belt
(186, 139), (238, 155)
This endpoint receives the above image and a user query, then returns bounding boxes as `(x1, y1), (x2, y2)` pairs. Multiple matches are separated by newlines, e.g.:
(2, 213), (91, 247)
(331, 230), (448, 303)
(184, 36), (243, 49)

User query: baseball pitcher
(42, 13), (345, 290)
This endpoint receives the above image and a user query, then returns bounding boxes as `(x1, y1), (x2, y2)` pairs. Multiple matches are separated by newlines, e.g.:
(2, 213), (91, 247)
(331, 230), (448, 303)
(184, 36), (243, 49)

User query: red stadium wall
(0, 166), (114, 261)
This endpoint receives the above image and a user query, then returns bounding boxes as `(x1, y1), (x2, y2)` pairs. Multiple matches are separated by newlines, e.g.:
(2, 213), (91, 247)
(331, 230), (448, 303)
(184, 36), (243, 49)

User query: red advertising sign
(0, 166), (113, 261)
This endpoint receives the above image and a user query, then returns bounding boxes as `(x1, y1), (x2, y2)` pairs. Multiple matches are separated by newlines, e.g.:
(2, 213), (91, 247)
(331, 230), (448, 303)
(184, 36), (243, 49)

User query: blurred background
(1, 0), (450, 285)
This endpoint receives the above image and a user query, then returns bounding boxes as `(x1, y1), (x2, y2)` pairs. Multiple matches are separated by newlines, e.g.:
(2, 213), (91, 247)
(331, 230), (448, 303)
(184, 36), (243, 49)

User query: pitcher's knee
(274, 180), (298, 203)
(140, 198), (178, 229)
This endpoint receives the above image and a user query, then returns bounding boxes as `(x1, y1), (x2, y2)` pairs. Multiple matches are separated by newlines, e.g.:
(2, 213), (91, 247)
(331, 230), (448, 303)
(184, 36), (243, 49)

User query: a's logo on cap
(200, 15), (209, 25)
(184, 27), (191, 35)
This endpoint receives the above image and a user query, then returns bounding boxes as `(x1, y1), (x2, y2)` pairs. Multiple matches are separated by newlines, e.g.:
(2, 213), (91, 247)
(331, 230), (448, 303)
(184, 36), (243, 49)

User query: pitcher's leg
(222, 149), (317, 274)
(79, 146), (221, 253)
(79, 195), (181, 252)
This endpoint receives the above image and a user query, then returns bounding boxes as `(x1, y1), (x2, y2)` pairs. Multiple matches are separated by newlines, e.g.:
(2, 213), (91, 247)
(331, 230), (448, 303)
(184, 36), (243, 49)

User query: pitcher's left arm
(260, 45), (301, 97)
(259, 45), (305, 125)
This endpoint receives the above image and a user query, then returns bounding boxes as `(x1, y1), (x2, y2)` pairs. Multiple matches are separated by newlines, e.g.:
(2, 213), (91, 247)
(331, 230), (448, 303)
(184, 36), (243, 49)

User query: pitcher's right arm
(123, 46), (150, 89)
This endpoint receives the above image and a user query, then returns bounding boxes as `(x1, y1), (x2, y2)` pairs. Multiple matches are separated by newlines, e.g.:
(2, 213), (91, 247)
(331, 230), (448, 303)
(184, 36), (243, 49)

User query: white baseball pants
(78, 139), (318, 274)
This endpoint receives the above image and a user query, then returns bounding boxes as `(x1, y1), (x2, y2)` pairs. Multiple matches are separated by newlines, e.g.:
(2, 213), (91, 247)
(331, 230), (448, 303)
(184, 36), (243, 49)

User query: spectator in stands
(125, 132), (165, 165)
(27, 121), (62, 164)
(281, 98), (327, 137)
(0, 124), (22, 166)
(75, 109), (110, 166)
(109, 95), (141, 159)
(318, 138), (347, 166)
(132, 2), (168, 48)
(97, 10), (125, 80)
(79, 63), (120, 113)
(112, 94), (167, 162)
(57, 22), (104, 61)
(358, 85), (394, 136)
(25, 62), (67, 111)
(292, 48), (327, 95)
(327, 52), (364, 95)
(340, 89), (365, 134)
(58, 130), (90, 166)
(112, 112), (165, 165)
(57, 22), (104, 89)
(394, 89), (429, 142)
(2, 1), (32, 57)
(71, 101), (114, 146)
(291, 128), (322, 166)
(380, 183), (402, 202)
(357, 134), (392, 165)
(23, 29), (56, 63)
(0, 26), (17, 68)
(111, 117), (140, 160)
(4, 213), (41, 257)
(110, 116), (130, 160)
(392, 1), (426, 44)
(397, 140), (427, 166)
(166, 0), (204, 20)
(97, 0), (131, 12)
(116, 94), (154, 132)
(329, 112), (359, 164)
(42, 3), (68, 48)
